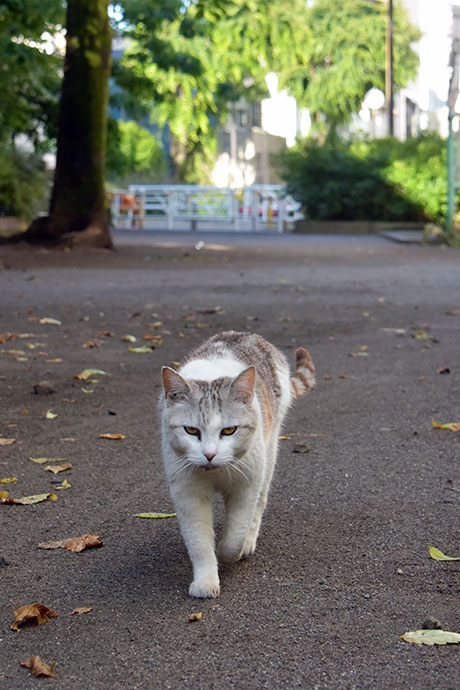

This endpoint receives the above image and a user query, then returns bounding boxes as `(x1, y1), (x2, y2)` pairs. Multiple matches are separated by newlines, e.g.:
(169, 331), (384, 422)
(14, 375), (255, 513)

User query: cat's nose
(204, 451), (216, 462)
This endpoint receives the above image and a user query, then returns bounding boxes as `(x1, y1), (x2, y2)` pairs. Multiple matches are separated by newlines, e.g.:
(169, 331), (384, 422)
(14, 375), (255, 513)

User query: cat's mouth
(200, 464), (218, 472)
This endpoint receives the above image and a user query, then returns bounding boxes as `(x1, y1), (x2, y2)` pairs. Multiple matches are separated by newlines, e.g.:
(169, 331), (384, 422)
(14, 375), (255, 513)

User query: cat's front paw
(189, 576), (220, 599)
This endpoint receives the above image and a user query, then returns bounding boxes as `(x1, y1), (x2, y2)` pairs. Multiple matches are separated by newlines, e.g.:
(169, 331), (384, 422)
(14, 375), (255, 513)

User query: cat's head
(161, 366), (257, 472)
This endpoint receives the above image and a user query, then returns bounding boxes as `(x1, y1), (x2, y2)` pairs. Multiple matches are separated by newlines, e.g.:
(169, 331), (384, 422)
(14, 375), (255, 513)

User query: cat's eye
(184, 426), (200, 437)
(221, 426), (237, 436)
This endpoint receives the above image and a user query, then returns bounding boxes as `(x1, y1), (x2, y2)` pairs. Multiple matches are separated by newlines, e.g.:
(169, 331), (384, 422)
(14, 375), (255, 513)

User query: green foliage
(113, 0), (420, 179)
(0, 0), (63, 144)
(289, 0), (420, 132)
(0, 143), (51, 219)
(106, 118), (166, 183)
(279, 133), (446, 223)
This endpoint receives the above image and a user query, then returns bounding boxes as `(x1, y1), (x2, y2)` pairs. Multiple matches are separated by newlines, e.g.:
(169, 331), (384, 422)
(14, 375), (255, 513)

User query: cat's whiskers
(228, 456), (250, 484)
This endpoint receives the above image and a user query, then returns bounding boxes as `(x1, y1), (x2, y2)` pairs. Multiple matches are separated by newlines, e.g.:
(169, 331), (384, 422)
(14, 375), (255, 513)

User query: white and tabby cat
(160, 331), (315, 598)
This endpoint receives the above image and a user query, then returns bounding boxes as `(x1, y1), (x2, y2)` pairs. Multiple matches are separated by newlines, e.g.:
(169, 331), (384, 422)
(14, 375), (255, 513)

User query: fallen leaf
(133, 512), (176, 519)
(198, 306), (225, 315)
(63, 534), (103, 552)
(128, 345), (153, 353)
(121, 334), (137, 342)
(1, 492), (57, 505)
(70, 606), (93, 615)
(33, 381), (55, 395)
(81, 387), (95, 394)
(38, 533), (103, 552)
(0, 490), (9, 499)
(56, 478), (71, 490)
(0, 477), (17, 483)
(412, 329), (431, 340)
(74, 368), (108, 380)
(292, 443), (310, 454)
(432, 418), (460, 432)
(445, 309), (460, 316)
(21, 655), (57, 678)
(429, 545), (460, 561)
(437, 367), (450, 375)
(28, 457), (67, 464)
(99, 433), (125, 440)
(44, 462), (72, 474)
(46, 410), (58, 419)
(188, 612), (203, 622)
(11, 603), (58, 632)
(83, 339), (101, 348)
(0, 438), (16, 446)
(39, 317), (61, 325)
(150, 320), (163, 329)
(401, 629), (460, 645)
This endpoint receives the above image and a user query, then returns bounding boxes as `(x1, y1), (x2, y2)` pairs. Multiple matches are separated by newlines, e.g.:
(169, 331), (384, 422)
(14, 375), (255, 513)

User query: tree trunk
(24, 0), (113, 248)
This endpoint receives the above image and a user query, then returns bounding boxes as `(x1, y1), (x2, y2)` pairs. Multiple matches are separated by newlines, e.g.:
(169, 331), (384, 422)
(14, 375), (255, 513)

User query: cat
(160, 330), (315, 598)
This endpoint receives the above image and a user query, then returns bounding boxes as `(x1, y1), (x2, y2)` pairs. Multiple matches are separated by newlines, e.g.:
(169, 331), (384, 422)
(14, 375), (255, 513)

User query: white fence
(109, 185), (303, 233)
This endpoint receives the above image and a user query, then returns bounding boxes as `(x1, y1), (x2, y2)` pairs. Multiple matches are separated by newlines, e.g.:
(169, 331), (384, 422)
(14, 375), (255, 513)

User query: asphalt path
(1, 232), (459, 689)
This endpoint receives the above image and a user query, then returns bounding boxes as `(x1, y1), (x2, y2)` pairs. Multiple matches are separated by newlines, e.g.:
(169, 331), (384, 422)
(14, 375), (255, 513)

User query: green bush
(279, 133), (447, 223)
(0, 145), (51, 220)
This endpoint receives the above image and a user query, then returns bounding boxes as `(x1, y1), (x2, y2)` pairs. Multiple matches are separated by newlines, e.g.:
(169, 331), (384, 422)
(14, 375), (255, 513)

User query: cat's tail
(290, 347), (316, 400)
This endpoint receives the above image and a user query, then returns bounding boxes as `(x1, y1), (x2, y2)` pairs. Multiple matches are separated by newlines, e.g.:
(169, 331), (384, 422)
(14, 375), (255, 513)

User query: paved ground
(1, 231), (460, 689)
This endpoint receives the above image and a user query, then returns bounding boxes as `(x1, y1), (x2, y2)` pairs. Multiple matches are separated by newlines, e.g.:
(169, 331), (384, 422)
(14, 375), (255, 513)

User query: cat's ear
(162, 367), (190, 402)
(229, 366), (256, 403)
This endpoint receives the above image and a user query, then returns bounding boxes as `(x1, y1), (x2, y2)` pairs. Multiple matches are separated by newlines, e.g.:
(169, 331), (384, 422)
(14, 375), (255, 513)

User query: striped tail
(290, 347), (316, 400)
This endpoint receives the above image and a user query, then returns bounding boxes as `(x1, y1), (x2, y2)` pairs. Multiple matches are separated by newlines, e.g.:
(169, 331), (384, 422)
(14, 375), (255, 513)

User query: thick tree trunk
(24, 0), (112, 247)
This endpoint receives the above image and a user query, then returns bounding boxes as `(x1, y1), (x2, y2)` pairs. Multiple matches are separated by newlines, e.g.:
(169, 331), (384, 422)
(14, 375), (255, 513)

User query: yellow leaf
(188, 612), (203, 622)
(128, 345), (153, 353)
(56, 479), (71, 490)
(432, 418), (460, 432)
(0, 477), (17, 484)
(43, 462), (72, 474)
(74, 368), (108, 380)
(133, 512), (176, 519)
(99, 433), (125, 440)
(39, 317), (62, 325)
(28, 457), (67, 464)
(401, 629), (460, 645)
(121, 334), (137, 342)
(46, 410), (58, 419)
(1, 492), (57, 505)
(429, 545), (460, 561)
(0, 490), (9, 499)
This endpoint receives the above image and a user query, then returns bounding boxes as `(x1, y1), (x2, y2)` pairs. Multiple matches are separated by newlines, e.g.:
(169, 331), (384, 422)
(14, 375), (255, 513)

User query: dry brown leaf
(188, 612), (203, 622)
(83, 339), (101, 348)
(99, 433), (125, 440)
(21, 655), (57, 678)
(70, 606), (93, 615)
(38, 533), (103, 552)
(64, 533), (103, 552)
(0, 438), (16, 446)
(11, 603), (58, 632)
(43, 462), (72, 474)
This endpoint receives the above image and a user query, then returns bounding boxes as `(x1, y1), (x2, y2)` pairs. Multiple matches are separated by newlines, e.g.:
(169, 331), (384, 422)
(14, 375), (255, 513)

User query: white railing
(109, 185), (303, 233)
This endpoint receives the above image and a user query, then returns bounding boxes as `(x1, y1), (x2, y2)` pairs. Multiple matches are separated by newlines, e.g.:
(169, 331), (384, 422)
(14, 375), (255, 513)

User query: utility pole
(385, 0), (394, 136)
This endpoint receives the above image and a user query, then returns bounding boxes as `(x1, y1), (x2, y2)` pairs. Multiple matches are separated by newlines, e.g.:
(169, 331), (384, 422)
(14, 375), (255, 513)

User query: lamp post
(386, 0), (394, 136)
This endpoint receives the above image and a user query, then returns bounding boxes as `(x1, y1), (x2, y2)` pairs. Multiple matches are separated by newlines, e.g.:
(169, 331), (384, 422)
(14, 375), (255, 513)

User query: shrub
(0, 144), (51, 220)
(279, 133), (447, 223)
